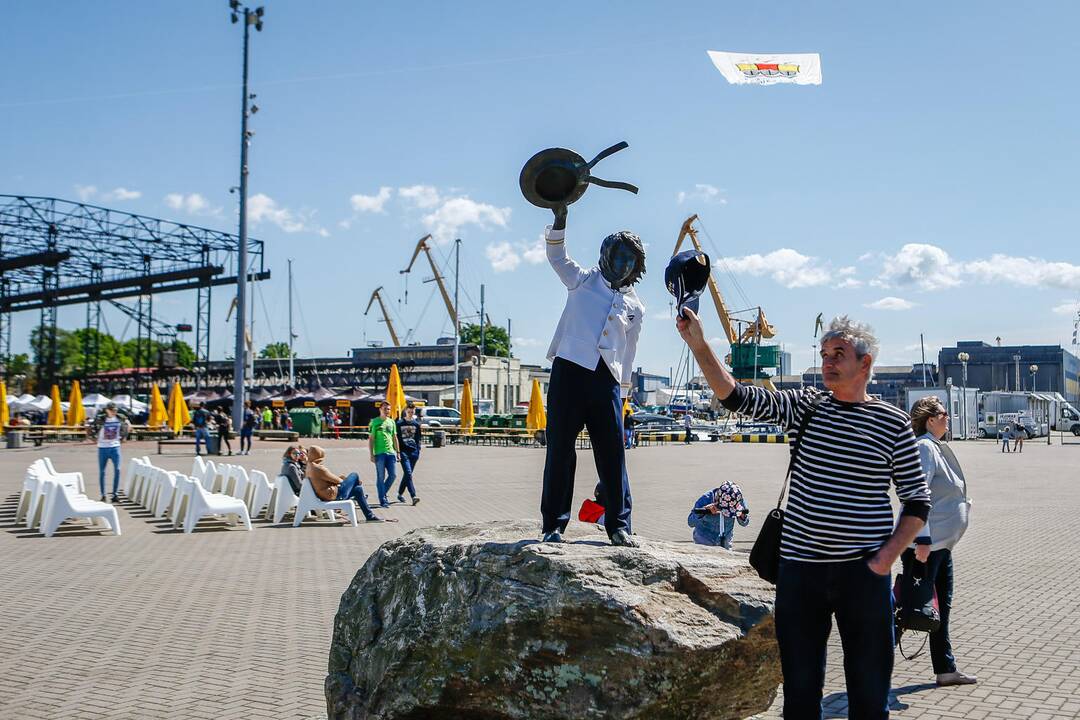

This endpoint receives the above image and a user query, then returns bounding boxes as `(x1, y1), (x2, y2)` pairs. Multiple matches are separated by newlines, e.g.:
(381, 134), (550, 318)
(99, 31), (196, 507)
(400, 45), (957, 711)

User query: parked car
(630, 413), (721, 442)
(417, 406), (461, 427)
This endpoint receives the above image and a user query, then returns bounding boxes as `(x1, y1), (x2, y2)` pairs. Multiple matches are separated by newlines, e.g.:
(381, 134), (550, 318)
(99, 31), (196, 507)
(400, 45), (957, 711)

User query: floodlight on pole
(957, 351), (970, 439)
(228, 1), (265, 432)
(1029, 364), (1038, 392)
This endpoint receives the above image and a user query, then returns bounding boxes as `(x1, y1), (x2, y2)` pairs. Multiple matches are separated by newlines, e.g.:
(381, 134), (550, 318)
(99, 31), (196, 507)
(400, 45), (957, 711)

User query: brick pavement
(0, 438), (1078, 719)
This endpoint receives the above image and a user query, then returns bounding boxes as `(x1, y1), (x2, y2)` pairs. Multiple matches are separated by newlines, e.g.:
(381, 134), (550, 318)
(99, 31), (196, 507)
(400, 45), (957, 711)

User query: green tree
(259, 341), (294, 359)
(2, 353), (33, 378)
(459, 322), (512, 357)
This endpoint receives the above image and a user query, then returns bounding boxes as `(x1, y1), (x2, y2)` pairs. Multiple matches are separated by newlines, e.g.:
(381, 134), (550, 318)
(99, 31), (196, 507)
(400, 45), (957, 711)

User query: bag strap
(775, 396), (824, 509)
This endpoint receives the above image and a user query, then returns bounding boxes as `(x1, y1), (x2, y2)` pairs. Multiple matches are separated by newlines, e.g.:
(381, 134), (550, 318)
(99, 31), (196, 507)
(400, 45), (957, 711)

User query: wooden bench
(158, 438), (200, 455)
(22, 428), (89, 446)
(255, 429), (299, 442)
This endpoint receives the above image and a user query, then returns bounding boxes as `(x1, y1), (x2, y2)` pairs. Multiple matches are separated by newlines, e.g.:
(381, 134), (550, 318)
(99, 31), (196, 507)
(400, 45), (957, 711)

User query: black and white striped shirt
(723, 385), (931, 562)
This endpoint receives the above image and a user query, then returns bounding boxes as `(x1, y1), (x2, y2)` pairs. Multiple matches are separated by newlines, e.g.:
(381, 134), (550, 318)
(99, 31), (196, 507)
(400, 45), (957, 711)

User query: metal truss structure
(0, 194), (269, 386)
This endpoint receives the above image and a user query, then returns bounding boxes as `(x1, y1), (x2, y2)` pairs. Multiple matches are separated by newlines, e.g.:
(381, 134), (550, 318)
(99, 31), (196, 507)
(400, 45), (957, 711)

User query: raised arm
(621, 311), (642, 398)
(545, 226), (590, 290)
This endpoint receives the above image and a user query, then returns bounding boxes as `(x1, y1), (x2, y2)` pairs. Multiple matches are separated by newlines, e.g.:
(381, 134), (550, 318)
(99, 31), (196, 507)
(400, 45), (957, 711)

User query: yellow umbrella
(47, 385), (64, 426)
(148, 384), (167, 428)
(0, 380), (9, 428)
(526, 378), (547, 431)
(460, 378), (475, 434)
(623, 396), (632, 417)
(385, 363), (407, 419)
(66, 380), (86, 426)
(166, 382), (191, 434)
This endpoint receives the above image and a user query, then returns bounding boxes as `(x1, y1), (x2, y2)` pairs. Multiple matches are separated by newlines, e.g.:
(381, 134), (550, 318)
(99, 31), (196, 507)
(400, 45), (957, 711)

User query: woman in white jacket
(906, 397), (976, 687)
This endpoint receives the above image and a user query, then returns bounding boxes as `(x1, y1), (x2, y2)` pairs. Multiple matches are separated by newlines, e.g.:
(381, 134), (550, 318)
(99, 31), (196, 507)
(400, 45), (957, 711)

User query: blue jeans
(775, 558), (894, 720)
(397, 448), (420, 499)
(374, 453), (397, 506)
(194, 427), (211, 454)
(336, 472), (377, 520)
(97, 446), (121, 496)
(240, 427), (253, 452)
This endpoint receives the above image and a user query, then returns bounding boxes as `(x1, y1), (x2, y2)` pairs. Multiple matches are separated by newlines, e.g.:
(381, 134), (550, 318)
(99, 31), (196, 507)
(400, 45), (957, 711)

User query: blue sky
(3, 1), (1079, 377)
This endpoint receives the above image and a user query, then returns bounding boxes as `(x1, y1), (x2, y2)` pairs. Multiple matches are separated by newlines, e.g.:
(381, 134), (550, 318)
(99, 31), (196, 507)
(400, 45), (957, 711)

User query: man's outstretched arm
(676, 307), (737, 401)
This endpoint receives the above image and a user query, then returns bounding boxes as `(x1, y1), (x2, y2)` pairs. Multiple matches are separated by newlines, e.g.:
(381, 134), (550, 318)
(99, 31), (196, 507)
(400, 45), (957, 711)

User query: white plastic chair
(224, 465), (250, 503)
(293, 478), (356, 527)
(268, 475), (299, 524)
(130, 461), (155, 506)
(40, 482), (120, 537)
(183, 475), (253, 534)
(15, 468), (45, 526)
(207, 461), (228, 493)
(122, 457), (145, 496)
(170, 476), (195, 530)
(247, 469), (273, 518)
(191, 455), (207, 482)
(40, 457), (86, 494)
(22, 467), (84, 529)
(152, 470), (179, 518)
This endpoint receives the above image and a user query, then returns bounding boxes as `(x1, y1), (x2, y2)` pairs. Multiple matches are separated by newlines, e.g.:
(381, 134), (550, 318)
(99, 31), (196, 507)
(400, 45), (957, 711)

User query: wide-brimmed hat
(519, 141), (638, 209)
(665, 250), (711, 318)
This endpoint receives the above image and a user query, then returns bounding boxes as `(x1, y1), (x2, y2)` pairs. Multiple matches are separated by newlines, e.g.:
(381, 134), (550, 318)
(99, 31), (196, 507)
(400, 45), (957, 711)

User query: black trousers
(899, 548), (957, 674)
(541, 357), (632, 537)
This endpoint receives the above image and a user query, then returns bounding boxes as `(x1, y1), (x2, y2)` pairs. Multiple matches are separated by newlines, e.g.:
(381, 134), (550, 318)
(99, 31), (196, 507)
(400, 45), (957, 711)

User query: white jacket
(544, 225), (644, 396)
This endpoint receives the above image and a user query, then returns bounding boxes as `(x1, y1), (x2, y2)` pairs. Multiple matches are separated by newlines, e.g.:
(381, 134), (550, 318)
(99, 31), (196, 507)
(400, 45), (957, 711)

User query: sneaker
(111, 494), (120, 503)
(366, 516), (399, 523)
(379, 503), (390, 509)
(412, 497), (421, 505)
(610, 530), (640, 548)
(936, 671), (977, 686)
(542, 530), (564, 543)
(396, 495), (406, 503)
(101, 495), (107, 502)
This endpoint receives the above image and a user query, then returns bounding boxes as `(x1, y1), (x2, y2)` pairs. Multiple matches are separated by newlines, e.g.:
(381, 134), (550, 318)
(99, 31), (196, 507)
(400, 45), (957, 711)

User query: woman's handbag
(749, 400), (821, 584)
(893, 561), (942, 634)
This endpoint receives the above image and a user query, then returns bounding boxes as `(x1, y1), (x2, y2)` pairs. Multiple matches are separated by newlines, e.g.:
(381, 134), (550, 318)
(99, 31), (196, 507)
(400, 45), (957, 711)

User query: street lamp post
(229, 1), (264, 431)
(1013, 354), (1021, 393)
(957, 352), (970, 439)
(1029, 363), (1038, 393)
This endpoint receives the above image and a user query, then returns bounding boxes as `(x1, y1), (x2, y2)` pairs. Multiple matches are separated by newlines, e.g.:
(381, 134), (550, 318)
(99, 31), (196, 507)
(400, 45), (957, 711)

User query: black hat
(519, 141), (639, 209)
(665, 250), (710, 318)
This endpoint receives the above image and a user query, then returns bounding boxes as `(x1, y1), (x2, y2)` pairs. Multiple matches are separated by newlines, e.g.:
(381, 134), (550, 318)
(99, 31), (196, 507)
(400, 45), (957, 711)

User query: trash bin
(289, 408), (323, 438)
(6, 430), (24, 449)
(510, 415), (528, 430)
(431, 430), (445, 448)
(206, 433), (222, 455)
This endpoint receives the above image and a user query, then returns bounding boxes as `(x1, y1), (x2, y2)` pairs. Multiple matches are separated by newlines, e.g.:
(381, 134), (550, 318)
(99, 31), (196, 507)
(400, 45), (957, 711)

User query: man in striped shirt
(677, 311), (930, 720)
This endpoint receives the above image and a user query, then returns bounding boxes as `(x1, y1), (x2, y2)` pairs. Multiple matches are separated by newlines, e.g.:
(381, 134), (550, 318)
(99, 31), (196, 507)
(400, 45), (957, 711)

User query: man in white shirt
(540, 204), (645, 547)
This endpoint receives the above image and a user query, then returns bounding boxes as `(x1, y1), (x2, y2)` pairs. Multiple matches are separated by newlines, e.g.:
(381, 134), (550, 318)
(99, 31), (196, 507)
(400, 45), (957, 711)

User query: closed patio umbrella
(527, 378), (547, 431)
(148, 385), (168, 428)
(47, 385), (65, 426)
(460, 379), (475, 434)
(66, 381), (86, 426)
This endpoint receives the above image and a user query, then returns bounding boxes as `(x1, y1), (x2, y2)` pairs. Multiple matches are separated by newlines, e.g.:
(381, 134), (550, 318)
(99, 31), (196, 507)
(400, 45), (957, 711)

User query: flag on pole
(707, 51), (822, 86)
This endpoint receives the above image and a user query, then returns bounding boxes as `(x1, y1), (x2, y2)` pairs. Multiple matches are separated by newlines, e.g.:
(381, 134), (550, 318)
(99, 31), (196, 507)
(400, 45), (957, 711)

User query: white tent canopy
(110, 395), (148, 413)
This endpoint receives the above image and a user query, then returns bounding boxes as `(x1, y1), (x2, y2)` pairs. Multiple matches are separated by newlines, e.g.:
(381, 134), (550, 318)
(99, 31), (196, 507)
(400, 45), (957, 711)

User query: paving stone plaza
(2, 437), (1078, 719)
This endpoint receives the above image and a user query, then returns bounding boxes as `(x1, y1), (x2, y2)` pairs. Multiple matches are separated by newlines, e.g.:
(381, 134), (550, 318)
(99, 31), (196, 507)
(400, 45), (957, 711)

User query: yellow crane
(401, 234), (457, 327)
(672, 214), (779, 389)
(364, 286), (401, 347)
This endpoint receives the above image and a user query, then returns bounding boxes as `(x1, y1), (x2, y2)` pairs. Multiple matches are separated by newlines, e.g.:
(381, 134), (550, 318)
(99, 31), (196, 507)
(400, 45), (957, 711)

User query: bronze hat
(519, 141), (638, 209)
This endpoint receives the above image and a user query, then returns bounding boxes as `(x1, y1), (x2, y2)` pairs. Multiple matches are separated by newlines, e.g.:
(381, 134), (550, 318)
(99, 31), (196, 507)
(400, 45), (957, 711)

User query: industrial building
(937, 341), (1080, 404)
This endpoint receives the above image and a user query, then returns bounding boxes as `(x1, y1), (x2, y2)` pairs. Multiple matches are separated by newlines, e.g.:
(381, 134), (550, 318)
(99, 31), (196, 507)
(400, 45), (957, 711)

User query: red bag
(578, 498), (605, 523)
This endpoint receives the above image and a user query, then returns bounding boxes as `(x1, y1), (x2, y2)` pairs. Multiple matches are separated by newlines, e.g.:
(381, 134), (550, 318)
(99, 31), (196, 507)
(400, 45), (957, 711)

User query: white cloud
(513, 337), (542, 347)
(865, 296), (916, 311)
(521, 235), (545, 265)
(651, 310), (673, 321)
(248, 193), (306, 233)
(101, 187), (141, 201)
(164, 192), (216, 216)
(485, 241), (521, 272)
(423, 196), (511, 243)
(720, 248), (840, 289)
(965, 255), (1080, 291)
(1052, 300), (1080, 316)
(349, 186), (393, 213)
(878, 243), (962, 290)
(74, 184), (97, 201)
(677, 184), (726, 206)
(399, 184), (441, 208)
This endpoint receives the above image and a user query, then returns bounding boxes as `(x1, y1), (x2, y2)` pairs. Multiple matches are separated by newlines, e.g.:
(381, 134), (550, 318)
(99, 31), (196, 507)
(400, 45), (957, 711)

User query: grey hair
(820, 315), (879, 382)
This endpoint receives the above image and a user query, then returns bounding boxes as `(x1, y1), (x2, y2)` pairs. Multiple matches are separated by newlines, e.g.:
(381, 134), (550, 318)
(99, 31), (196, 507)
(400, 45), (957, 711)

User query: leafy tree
(2, 353), (33, 378)
(259, 341), (294, 359)
(460, 322), (512, 357)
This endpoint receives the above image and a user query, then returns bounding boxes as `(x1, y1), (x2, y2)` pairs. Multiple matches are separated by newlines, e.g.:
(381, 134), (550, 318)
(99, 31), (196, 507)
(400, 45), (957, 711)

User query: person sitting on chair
(305, 445), (394, 523)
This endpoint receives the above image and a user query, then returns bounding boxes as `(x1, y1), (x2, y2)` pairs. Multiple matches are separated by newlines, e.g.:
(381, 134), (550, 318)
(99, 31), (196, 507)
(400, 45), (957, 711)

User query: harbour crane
(672, 214), (780, 389)
(364, 286), (401, 346)
(400, 234), (457, 328)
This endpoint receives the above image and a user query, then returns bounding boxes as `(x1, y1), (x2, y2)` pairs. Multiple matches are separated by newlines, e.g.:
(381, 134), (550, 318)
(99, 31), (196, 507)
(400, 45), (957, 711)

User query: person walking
(239, 400), (256, 455)
(687, 481), (750, 549)
(213, 408), (233, 456)
(677, 310), (930, 720)
(369, 402), (400, 508)
(683, 412), (693, 444)
(261, 405), (273, 430)
(906, 397), (976, 686)
(191, 402), (212, 456)
(1012, 421), (1026, 453)
(1001, 425), (1012, 453)
(89, 402), (129, 502)
(395, 404), (422, 505)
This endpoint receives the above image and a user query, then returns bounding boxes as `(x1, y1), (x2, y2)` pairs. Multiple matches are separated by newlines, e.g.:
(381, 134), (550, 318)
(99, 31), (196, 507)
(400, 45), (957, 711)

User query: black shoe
(542, 531), (564, 543)
(101, 495), (107, 502)
(412, 497), (420, 505)
(610, 530), (639, 548)
(366, 517), (385, 522)
(111, 494), (120, 503)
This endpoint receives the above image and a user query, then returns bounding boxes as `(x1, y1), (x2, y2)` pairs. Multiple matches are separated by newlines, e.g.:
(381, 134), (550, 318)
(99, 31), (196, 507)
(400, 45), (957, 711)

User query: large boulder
(326, 520), (780, 720)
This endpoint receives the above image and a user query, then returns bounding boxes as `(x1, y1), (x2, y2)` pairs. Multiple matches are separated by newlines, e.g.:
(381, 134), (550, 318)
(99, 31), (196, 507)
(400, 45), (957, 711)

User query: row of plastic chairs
(125, 456), (252, 534)
(15, 458), (121, 537)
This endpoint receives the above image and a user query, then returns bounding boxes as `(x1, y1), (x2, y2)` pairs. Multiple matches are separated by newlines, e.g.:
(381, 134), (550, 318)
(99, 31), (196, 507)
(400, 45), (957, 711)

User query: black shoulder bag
(749, 400), (821, 584)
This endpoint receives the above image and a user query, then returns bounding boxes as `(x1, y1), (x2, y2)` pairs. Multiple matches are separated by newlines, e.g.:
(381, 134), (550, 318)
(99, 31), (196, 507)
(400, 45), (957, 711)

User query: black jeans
(541, 357), (631, 537)
(776, 558), (895, 720)
(899, 548), (956, 674)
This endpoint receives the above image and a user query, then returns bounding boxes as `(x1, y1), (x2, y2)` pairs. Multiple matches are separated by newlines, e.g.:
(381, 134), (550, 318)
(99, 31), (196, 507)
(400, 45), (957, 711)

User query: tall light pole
(453, 238), (461, 411)
(1013, 353), (1021, 394)
(957, 351), (969, 440)
(229, 1), (264, 430)
(1029, 363), (1038, 393)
